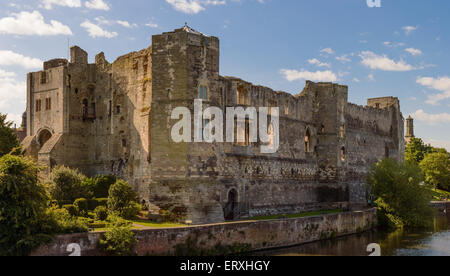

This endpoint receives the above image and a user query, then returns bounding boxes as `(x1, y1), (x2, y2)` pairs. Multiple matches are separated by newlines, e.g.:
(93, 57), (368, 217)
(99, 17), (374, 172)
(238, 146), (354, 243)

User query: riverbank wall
(431, 201), (450, 213)
(31, 208), (377, 256)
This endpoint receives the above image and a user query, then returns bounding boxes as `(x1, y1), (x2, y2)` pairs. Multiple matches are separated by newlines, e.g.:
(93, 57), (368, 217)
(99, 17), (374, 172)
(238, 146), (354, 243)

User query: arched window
(340, 124), (345, 139)
(341, 147), (346, 161)
(305, 128), (311, 153)
(224, 189), (238, 221)
(237, 85), (247, 105)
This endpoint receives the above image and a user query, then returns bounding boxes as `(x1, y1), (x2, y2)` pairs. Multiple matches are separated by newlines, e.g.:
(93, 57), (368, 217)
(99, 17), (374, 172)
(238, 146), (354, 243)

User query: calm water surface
(255, 214), (450, 256)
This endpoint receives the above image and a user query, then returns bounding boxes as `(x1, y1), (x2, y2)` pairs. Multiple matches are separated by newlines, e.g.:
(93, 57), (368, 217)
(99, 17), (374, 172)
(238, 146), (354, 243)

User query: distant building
(21, 26), (406, 224)
(405, 115), (415, 144)
(14, 112), (27, 142)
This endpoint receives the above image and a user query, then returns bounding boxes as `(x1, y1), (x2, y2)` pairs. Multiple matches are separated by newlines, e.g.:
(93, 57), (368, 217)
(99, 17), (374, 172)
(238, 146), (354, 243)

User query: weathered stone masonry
(22, 26), (405, 224)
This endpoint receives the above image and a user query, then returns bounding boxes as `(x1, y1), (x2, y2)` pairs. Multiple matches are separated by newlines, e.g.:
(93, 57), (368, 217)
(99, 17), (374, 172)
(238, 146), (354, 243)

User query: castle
(21, 26), (405, 224)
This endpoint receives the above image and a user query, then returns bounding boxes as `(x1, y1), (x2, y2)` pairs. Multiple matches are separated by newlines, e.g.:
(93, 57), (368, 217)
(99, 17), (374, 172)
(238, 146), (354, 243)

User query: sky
(0, 0), (449, 150)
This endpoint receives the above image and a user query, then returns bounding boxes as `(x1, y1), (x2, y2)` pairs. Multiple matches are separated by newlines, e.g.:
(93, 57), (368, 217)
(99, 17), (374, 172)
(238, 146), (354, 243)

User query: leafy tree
(0, 154), (49, 256)
(367, 158), (434, 229)
(83, 174), (116, 198)
(47, 166), (91, 203)
(107, 180), (141, 219)
(98, 216), (137, 256)
(0, 113), (20, 157)
(405, 137), (433, 164)
(420, 152), (450, 191)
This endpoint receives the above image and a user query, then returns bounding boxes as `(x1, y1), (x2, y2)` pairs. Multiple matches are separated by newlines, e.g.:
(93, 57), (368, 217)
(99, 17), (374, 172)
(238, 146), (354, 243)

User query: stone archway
(224, 188), (238, 221)
(38, 129), (52, 147)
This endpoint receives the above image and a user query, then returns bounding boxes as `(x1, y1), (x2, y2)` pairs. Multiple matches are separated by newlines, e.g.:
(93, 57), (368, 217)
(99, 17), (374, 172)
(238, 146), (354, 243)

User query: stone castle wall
(22, 26), (405, 224)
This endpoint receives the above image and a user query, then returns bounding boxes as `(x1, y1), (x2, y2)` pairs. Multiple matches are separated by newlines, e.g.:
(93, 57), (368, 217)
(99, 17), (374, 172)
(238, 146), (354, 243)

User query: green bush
(87, 199), (98, 210)
(43, 207), (89, 234)
(96, 198), (108, 207)
(62, 204), (79, 217)
(94, 206), (109, 221)
(107, 180), (141, 219)
(0, 154), (50, 256)
(367, 158), (435, 229)
(420, 152), (450, 191)
(98, 223), (137, 256)
(74, 198), (89, 216)
(47, 166), (91, 202)
(0, 113), (20, 158)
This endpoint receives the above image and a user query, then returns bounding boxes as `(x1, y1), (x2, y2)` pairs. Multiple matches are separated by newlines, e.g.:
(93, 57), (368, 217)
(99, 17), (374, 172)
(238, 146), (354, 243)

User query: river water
(256, 214), (450, 256)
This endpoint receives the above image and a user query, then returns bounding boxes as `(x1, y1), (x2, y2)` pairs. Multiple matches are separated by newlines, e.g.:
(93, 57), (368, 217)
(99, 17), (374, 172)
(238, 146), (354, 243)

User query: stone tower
(405, 115), (414, 144)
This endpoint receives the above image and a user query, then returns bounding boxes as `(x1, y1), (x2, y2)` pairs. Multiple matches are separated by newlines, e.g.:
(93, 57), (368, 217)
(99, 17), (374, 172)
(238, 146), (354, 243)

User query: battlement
(70, 46), (88, 64)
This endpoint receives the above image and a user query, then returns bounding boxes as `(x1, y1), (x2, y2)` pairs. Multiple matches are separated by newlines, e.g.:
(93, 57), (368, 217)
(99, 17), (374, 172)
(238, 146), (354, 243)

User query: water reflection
(255, 214), (450, 256)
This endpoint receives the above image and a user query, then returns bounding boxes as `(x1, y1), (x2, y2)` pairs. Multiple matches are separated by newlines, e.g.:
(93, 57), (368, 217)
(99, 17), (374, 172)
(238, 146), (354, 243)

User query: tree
(367, 158), (434, 229)
(405, 137), (433, 164)
(107, 180), (141, 219)
(0, 154), (49, 256)
(420, 152), (450, 191)
(47, 166), (91, 203)
(83, 174), (116, 198)
(98, 216), (137, 256)
(0, 113), (20, 157)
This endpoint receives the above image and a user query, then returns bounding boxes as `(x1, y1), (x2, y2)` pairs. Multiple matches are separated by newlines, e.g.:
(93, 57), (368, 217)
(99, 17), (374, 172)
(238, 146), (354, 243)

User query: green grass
(247, 209), (343, 221)
(130, 219), (186, 228)
(429, 188), (450, 201)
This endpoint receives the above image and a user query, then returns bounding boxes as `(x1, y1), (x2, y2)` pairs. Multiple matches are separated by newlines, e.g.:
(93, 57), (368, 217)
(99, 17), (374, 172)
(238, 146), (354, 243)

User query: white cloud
(85, 0), (110, 10)
(416, 76), (450, 105)
(368, 73), (375, 82)
(308, 58), (330, 68)
(165, 0), (225, 14)
(319, 48), (334, 55)
(41, 0), (81, 9)
(402, 25), (418, 35)
(81, 20), (117, 38)
(0, 11), (72, 36)
(359, 51), (416, 71)
(336, 55), (351, 63)
(0, 50), (42, 69)
(353, 77), (360, 83)
(405, 48), (422, 56)
(0, 69), (26, 111)
(280, 69), (337, 82)
(423, 139), (450, 151)
(117, 20), (137, 28)
(145, 22), (159, 28)
(412, 109), (450, 125)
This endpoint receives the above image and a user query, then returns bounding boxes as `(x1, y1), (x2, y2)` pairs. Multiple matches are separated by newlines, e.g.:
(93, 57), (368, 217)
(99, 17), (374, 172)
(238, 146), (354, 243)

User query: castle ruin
(21, 26), (405, 224)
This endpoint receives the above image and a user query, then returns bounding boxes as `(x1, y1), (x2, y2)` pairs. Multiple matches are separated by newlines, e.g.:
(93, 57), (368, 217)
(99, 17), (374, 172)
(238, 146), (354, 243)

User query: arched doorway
(224, 189), (238, 221)
(38, 129), (52, 147)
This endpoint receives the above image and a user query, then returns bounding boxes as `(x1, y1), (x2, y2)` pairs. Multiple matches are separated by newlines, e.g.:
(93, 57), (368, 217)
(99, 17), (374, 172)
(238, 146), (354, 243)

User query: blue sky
(0, 0), (449, 150)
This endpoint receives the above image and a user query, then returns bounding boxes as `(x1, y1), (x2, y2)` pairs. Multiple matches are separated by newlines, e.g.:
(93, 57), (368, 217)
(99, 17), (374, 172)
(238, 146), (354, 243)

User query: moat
(255, 214), (450, 256)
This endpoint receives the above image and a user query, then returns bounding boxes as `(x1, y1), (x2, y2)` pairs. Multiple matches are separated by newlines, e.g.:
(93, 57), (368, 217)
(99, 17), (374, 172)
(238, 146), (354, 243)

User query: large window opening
(224, 189), (238, 221)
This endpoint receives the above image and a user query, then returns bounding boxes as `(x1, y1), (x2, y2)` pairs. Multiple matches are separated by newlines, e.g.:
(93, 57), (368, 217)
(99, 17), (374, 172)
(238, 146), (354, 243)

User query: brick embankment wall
(31, 208), (377, 256)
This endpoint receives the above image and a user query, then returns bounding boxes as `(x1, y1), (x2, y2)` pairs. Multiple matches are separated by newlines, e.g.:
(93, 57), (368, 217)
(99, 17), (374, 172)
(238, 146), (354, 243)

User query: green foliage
(47, 166), (91, 203)
(74, 198), (89, 216)
(83, 175), (116, 198)
(0, 154), (49, 256)
(0, 113), (20, 158)
(367, 158), (434, 229)
(420, 152), (450, 191)
(107, 180), (141, 219)
(62, 204), (79, 217)
(405, 137), (434, 164)
(96, 198), (108, 207)
(43, 207), (89, 234)
(98, 220), (137, 256)
(94, 206), (109, 221)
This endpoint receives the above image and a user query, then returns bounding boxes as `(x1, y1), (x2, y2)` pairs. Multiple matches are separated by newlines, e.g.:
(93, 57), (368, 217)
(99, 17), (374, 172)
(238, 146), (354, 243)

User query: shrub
(62, 204), (79, 217)
(94, 206), (109, 221)
(74, 198), (89, 216)
(0, 154), (49, 256)
(98, 223), (137, 256)
(367, 158), (435, 229)
(47, 166), (91, 202)
(107, 180), (141, 219)
(87, 199), (98, 211)
(43, 207), (89, 234)
(96, 198), (108, 207)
